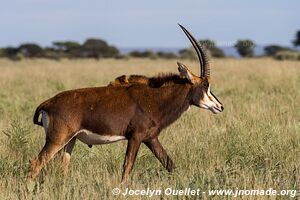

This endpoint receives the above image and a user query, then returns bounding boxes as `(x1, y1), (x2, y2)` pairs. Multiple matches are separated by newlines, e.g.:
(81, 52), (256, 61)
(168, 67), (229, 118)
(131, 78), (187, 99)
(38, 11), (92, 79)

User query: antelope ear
(177, 62), (197, 84)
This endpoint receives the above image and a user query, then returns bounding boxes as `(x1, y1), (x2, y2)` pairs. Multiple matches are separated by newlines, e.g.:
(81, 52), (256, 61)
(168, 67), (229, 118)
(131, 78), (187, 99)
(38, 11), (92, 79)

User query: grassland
(0, 58), (299, 199)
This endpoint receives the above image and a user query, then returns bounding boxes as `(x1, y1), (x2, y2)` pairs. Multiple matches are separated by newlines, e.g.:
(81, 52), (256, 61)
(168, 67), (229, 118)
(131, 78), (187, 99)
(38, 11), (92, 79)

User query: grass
(0, 58), (299, 199)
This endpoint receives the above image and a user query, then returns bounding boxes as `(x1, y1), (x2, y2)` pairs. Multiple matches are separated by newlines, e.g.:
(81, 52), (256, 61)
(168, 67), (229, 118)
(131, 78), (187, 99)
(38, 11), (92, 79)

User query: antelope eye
(203, 81), (209, 88)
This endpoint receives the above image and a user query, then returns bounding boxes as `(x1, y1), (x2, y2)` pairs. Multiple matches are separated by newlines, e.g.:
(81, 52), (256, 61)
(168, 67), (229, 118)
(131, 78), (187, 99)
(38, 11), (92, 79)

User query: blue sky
(0, 0), (299, 48)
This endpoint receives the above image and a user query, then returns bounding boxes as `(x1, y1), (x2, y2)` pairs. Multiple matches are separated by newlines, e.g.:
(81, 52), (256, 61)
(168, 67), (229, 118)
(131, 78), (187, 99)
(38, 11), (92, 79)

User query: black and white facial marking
(198, 84), (223, 114)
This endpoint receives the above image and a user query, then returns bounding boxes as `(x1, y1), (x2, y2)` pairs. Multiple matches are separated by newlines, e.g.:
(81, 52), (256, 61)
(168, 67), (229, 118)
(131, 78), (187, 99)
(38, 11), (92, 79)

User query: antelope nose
(220, 105), (224, 111)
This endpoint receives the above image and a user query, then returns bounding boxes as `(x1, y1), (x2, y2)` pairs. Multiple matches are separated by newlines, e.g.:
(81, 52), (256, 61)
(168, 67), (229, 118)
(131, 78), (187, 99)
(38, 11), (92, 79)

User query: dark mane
(148, 73), (190, 88)
(109, 73), (190, 88)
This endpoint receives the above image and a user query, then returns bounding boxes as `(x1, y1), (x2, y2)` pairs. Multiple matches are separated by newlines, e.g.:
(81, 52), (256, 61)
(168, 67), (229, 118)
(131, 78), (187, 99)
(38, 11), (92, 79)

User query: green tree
(42, 47), (61, 60)
(53, 41), (80, 52)
(81, 38), (119, 59)
(264, 45), (294, 56)
(234, 40), (255, 57)
(200, 39), (225, 58)
(178, 48), (197, 60)
(179, 39), (225, 59)
(3, 47), (20, 60)
(292, 30), (300, 47)
(104, 46), (119, 58)
(52, 41), (81, 58)
(18, 43), (44, 58)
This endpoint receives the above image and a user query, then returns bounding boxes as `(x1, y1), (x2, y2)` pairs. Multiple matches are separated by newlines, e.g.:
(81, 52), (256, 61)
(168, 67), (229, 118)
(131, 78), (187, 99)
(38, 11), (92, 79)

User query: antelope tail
(33, 100), (50, 126)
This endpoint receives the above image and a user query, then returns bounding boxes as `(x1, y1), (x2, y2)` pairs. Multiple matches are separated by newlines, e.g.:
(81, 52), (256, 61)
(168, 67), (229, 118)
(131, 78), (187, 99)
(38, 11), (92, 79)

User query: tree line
(0, 30), (299, 61)
(0, 39), (120, 60)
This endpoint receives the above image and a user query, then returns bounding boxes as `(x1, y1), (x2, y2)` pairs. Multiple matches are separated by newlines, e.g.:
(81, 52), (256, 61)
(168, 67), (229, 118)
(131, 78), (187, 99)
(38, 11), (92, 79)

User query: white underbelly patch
(75, 129), (126, 145)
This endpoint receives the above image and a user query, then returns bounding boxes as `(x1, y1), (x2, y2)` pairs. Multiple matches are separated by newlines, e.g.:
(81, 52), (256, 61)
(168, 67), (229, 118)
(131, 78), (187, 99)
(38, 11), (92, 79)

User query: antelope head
(178, 24), (223, 114)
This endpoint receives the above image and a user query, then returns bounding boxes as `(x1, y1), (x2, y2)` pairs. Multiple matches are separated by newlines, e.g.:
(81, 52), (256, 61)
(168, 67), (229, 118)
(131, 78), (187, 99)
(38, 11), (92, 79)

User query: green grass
(0, 58), (299, 199)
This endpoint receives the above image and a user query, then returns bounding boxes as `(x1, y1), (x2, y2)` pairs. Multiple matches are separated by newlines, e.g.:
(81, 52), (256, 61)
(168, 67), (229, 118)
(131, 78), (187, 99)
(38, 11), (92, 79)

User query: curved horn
(178, 24), (210, 77)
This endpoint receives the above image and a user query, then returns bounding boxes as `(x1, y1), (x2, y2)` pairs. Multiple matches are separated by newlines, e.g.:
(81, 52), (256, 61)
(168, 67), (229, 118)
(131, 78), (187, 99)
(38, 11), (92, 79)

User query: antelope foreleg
(144, 137), (175, 172)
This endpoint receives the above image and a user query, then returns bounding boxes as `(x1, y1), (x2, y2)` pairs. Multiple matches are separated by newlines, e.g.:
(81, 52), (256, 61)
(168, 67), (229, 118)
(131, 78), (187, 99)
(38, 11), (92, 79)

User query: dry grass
(0, 58), (299, 199)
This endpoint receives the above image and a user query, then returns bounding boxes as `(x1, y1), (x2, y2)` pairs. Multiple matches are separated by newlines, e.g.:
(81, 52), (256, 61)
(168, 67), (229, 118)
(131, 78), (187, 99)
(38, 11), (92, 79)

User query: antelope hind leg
(61, 137), (76, 175)
(28, 140), (66, 181)
(121, 137), (142, 184)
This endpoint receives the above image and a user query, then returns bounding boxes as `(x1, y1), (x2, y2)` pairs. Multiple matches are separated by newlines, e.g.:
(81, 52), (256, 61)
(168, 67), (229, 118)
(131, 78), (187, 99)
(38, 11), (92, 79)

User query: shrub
(2, 120), (31, 159)
(129, 50), (157, 59)
(157, 52), (178, 59)
(0, 48), (4, 57)
(2, 47), (21, 60)
(43, 47), (62, 60)
(274, 50), (300, 61)
(264, 45), (294, 56)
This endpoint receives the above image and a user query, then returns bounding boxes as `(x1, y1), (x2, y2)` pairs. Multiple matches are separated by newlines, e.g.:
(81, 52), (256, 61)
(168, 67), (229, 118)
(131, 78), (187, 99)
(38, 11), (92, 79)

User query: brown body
(35, 76), (192, 138)
(29, 25), (224, 183)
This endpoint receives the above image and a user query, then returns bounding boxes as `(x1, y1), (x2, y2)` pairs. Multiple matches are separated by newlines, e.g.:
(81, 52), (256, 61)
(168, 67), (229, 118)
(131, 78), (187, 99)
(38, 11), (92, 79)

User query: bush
(2, 120), (31, 159)
(43, 47), (62, 60)
(264, 45), (294, 56)
(2, 47), (21, 60)
(129, 50), (157, 59)
(157, 52), (178, 59)
(274, 50), (300, 61)
(0, 48), (4, 57)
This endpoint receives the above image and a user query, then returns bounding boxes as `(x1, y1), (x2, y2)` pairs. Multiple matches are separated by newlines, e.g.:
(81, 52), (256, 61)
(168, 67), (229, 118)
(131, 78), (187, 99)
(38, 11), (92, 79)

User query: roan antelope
(29, 24), (223, 183)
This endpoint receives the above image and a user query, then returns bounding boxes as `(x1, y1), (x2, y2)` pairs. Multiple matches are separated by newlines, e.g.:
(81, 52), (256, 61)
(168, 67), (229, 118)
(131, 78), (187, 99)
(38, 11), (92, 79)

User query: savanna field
(0, 58), (299, 199)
